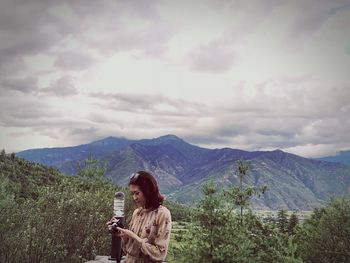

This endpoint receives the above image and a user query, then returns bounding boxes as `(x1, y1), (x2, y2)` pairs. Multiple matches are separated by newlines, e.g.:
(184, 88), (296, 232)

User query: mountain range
(316, 150), (350, 165)
(17, 135), (350, 210)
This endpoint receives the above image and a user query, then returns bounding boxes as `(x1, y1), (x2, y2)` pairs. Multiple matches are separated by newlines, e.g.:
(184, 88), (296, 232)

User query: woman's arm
(140, 207), (172, 261)
(117, 228), (142, 242)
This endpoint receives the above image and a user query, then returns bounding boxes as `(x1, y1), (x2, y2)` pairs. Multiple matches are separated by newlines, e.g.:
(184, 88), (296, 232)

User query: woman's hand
(106, 217), (118, 225)
(106, 217), (118, 231)
(117, 227), (142, 243)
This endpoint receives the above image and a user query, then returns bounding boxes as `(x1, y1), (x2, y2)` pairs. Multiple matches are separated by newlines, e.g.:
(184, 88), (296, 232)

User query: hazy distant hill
(17, 135), (350, 210)
(317, 150), (350, 165)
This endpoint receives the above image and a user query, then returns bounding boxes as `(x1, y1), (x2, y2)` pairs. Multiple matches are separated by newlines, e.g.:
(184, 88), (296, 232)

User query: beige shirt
(122, 205), (172, 263)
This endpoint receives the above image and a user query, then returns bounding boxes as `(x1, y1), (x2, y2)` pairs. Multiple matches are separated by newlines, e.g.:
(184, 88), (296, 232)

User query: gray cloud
(1, 76), (38, 93)
(59, 0), (173, 58)
(53, 51), (97, 71)
(0, 92), (58, 127)
(183, 135), (232, 148)
(2, 79), (348, 156)
(90, 92), (154, 112)
(78, 77), (350, 154)
(154, 74), (350, 153)
(41, 76), (78, 97)
(0, 90), (100, 145)
(67, 127), (99, 138)
(88, 113), (113, 124)
(0, 0), (173, 77)
(186, 0), (281, 73)
(84, 19), (172, 58)
(89, 92), (206, 116)
(0, 1), (65, 73)
(202, 78), (350, 151)
(187, 40), (238, 73)
(291, 0), (350, 39)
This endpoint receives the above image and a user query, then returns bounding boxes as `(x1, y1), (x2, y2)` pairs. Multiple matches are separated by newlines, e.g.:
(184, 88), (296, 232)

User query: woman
(113, 171), (172, 263)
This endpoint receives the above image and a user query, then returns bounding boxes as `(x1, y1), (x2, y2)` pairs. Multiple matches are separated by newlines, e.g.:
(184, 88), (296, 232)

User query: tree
(225, 159), (267, 225)
(179, 181), (303, 263)
(0, 149), (5, 161)
(238, 160), (248, 223)
(76, 154), (107, 180)
(277, 209), (289, 234)
(287, 212), (299, 236)
(295, 197), (350, 263)
(191, 182), (229, 262)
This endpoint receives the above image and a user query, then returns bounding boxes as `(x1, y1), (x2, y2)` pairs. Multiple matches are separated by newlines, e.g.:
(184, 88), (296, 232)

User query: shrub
(0, 155), (122, 262)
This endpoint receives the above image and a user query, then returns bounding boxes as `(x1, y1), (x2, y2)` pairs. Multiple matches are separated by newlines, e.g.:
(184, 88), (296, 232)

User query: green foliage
(176, 181), (303, 263)
(295, 197), (350, 263)
(0, 154), (121, 262)
(163, 199), (192, 222)
(173, 160), (303, 262)
(178, 182), (243, 263)
(76, 154), (107, 180)
(3, 153), (349, 263)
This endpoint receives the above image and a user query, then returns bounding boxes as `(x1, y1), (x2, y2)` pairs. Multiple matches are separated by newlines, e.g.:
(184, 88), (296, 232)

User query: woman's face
(129, 184), (146, 208)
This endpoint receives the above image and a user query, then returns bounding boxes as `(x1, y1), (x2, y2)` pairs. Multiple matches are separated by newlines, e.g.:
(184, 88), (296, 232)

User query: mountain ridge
(17, 135), (350, 210)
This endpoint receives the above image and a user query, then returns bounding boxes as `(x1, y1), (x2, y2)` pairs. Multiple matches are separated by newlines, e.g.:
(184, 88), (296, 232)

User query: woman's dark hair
(129, 171), (164, 209)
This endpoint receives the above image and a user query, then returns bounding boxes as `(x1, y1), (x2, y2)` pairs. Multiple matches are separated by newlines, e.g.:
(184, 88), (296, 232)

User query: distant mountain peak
(272, 149), (284, 153)
(155, 134), (183, 141)
(104, 136), (119, 140)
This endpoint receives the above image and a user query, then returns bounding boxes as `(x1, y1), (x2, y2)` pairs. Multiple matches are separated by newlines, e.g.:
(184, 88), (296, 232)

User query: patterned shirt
(122, 205), (172, 263)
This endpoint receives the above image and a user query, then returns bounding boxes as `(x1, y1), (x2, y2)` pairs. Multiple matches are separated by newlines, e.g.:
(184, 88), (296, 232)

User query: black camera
(108, 218), (124, 234)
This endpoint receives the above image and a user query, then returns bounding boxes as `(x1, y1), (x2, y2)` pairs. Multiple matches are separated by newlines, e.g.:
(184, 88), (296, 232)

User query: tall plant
(225, 159), (267, 225)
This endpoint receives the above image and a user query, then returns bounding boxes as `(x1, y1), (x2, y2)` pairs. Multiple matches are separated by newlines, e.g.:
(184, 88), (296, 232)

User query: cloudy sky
(0, 0), (350, 158)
